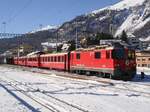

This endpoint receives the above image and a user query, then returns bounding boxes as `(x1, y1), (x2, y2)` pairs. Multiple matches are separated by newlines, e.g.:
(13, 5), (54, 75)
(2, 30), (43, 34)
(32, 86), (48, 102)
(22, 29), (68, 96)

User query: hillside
(0, 0), (150, 53)
(56, 0), (150, 40)
(0, 29), (56, 53)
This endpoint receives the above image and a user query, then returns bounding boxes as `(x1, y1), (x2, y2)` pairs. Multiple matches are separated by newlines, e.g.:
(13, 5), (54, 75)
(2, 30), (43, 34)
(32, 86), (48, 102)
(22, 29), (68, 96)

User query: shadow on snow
(0, 83), (40, 112)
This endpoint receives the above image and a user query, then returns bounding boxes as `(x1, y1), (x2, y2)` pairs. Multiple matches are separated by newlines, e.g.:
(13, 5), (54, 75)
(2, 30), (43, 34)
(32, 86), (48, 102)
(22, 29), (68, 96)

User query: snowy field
(0, 65), (150, 112)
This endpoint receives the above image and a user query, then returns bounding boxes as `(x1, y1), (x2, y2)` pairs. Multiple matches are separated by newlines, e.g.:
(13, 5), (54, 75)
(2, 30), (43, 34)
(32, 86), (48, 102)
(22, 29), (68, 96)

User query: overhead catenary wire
(7, 0), (33, 23)
(0, 0), (33, 37)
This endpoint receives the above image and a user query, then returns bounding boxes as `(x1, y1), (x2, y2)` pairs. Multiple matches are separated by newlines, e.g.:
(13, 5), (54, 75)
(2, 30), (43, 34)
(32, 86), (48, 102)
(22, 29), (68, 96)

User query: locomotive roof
(40, 52), (68, 57)
(73, 45), (115, 52)
(73, 44), (130, 52)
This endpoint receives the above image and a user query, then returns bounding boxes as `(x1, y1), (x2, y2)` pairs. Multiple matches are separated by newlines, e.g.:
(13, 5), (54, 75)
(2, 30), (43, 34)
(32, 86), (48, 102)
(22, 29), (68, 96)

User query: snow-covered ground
(0, 65), (150, 112)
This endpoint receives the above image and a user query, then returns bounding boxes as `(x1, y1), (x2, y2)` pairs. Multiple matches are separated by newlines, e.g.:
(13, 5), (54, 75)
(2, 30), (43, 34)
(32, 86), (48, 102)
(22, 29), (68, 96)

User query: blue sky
(0, 0), (120, 33)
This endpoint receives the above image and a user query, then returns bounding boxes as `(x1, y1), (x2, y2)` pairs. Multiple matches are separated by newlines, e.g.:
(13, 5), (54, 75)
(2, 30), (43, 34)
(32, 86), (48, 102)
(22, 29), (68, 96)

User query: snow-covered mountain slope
(91, 0), (150, 39)
(92, 0), (146, 13)
(93, 0), (146, 13)
(56, 0), (150, 41)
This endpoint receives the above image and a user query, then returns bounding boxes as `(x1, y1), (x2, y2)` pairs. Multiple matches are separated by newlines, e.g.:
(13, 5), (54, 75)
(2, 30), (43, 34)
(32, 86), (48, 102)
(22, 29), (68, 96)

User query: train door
(67, 52), (70, 72)
(64, 54), (67, 71)
(37, 54), (41, 68)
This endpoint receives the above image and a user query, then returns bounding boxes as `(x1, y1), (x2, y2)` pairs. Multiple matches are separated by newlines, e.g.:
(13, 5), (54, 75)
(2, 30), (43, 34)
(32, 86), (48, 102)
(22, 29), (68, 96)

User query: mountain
(0, 28), (57, 53)
(56, 0), (150, 41)
(1, 0), (150, 54)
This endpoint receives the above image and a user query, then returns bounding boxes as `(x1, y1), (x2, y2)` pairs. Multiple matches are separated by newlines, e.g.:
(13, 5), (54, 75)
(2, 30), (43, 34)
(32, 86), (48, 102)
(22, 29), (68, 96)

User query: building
(128, 37), (141, 48)
(136, 51), (150, 68)
(100, 39), (122, 45)
(41, 42), (62, 52)
(140, 40), (150, 50)
(127, 34), (142, 50)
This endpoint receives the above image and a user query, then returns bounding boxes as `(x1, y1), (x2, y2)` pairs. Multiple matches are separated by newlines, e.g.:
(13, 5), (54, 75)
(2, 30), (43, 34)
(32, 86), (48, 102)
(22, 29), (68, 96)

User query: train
(12, 45), (136, 80)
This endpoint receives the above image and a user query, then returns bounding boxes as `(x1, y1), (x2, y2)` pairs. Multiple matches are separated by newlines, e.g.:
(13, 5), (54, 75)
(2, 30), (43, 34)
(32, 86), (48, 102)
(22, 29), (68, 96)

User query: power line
(8, 0), (33, 23)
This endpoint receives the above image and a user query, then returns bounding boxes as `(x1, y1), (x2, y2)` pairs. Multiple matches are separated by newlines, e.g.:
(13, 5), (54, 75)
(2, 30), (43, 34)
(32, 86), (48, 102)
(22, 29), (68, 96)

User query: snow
(0, 65), (150, 112)
(28, 25), (59, 34)
(91, 0), (149, 38)
(109, 0), (146, 10)
(134, 18), (150, 31)
(115, 13), (136, 36)
(41, 42), (62, 47)
(140, 36), (150, 41)
(92, 0), (146, 14)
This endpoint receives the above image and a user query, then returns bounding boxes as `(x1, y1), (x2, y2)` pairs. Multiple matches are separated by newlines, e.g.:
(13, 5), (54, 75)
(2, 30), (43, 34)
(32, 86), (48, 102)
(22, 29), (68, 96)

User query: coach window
(51, 57), (53, 62)
(58, 56), (60, 62)
(54, 57), (57, 62)
(95, 52), (101, 59)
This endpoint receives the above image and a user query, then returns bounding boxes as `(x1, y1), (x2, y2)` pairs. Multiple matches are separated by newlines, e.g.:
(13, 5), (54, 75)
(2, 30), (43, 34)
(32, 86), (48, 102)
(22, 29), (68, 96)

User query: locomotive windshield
(128, 50), (135, 60)
(112, 49), (125, 59)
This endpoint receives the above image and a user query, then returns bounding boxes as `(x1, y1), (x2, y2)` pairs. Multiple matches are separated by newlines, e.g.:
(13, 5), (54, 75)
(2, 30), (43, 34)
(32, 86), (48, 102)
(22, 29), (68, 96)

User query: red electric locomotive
(70, 46), (136, 80)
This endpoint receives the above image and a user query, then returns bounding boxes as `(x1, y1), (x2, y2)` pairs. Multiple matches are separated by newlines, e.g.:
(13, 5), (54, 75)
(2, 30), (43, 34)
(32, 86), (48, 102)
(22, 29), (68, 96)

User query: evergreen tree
(67, 40), (76, 51)
(121, 30), (128, 43)
(96, 32), (113, 40)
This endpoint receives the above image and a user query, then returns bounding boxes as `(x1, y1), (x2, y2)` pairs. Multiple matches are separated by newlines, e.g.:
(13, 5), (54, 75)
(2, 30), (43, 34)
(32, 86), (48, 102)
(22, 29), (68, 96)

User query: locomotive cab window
(128, 51), (135, 60)
(76, 53), (80, 60)
(112, 49), (124, 59)
(95, 52), (101, 59)
(106, 51), (110, 59)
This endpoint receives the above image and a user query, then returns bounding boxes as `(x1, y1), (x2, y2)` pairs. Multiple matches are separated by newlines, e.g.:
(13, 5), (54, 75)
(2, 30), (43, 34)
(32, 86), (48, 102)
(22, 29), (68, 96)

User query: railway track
(0, 75), (92, 112)
(28, 68), (150, 98)
(27, 69), (150, 98)
(2, 65), (150, 98)
(0, 78), (62, 112)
